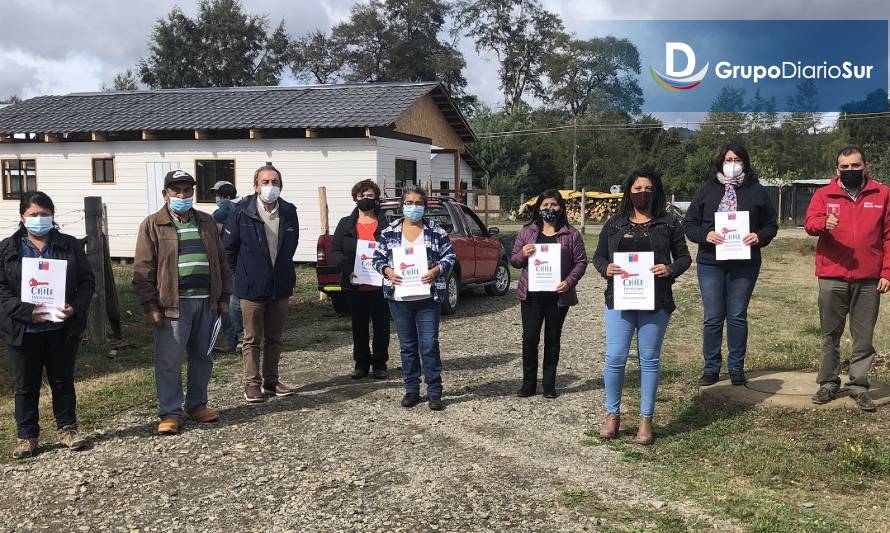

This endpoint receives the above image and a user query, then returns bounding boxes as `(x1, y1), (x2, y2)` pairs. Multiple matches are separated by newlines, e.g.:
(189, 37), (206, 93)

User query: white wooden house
(0, 82), (481, 261)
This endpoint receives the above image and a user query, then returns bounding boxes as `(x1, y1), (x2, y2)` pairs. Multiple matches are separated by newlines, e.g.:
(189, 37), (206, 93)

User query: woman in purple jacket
(510, 190), (588, 398)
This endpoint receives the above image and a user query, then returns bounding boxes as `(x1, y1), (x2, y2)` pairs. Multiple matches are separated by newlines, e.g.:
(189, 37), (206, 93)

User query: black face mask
(356, 198), (377, 212)
(630, 191), (653, 211)
(839, 169), (864, 189)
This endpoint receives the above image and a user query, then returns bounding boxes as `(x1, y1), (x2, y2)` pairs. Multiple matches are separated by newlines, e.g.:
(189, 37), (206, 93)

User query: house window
(2, 159), (37, 200)
(92, 158), (114, 183)
(195, 159), (235, 203)
(395, 159), (417, 189)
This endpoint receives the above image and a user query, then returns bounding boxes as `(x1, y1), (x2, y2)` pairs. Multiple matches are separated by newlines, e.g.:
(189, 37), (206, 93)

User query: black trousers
(6, 329), (78, 439)
(520, 293), (569, 389)
(350, 290), (391, 370)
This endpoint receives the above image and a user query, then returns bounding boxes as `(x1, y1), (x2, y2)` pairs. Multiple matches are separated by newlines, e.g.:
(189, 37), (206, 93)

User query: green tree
(544, 36), (643, 115)
(102, 69), (139, 92)
(455, 0), (566, 114)
(138, 0), (290, 88)
(290, 29), (344, 84)
(330, 0), (470, 107)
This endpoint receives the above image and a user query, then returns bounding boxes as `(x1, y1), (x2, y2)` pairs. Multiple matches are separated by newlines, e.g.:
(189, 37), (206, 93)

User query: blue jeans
(696, 262), (760, 373)
(222, 294), (243, 347)
(388, 298), (443, 397)
(604, 308), (670, 417)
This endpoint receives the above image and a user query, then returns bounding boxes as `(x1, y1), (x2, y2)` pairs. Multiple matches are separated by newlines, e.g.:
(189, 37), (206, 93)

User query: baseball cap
(209, 180), (234, 192)
(163, 170), (196, 188)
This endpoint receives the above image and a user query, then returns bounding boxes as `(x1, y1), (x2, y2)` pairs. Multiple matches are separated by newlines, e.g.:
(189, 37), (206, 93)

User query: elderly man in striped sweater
(133, 170), (233, 435)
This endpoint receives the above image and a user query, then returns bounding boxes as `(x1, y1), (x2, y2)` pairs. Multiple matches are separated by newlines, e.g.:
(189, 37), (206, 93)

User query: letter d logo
(649, 42), (709, 92)
(666, 42), (696, 77)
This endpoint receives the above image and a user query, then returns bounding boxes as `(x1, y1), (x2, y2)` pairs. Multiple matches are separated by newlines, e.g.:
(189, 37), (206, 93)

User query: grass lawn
(582, 237), (890, 533)
(0, 264), (322, 461)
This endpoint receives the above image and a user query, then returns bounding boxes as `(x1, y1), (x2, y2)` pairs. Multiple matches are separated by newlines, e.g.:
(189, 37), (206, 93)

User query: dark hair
(20, 191), (55, 216)
(712, 142), (758, 184)
(253, 162), (283, 187)
(527, 189), (568, 229)
(351, 179), (381, 200)
(618, 169), (667, 220)
(836, 146), (866, 166)
(401, 185), (428, 206)
(19, 191), (56, 231)
(216, 184), (236, 199)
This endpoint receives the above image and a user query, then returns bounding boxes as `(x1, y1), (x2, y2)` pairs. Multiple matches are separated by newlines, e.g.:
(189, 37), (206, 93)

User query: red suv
(316, 197), (510, 315)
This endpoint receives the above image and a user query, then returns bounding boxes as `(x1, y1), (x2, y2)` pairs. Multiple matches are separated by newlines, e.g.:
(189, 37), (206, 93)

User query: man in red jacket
(804, 146), (890, 411)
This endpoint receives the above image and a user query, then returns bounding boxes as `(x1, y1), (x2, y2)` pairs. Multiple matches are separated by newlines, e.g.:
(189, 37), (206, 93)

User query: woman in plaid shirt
(372, 186), (456, 411)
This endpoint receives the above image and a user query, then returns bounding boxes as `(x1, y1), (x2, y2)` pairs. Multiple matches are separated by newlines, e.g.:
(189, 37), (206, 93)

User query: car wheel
(485, 261), (511, 296)
(441, 270), (459, 315)
(329, 293), (351, 316)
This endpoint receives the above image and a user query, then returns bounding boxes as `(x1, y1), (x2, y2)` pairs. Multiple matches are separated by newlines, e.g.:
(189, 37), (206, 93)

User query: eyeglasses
(724, 158), (743, 164)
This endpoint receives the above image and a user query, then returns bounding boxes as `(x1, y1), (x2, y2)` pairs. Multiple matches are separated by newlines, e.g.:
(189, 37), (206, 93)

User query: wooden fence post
(484, 174), (490, 227)
(580, 188), (587, 234)
(84, 197), (107, 346)
(318, 186), (329, 303)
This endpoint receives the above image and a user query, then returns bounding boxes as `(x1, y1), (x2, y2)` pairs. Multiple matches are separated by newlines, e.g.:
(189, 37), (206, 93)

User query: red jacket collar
(825, 176), (878, 198)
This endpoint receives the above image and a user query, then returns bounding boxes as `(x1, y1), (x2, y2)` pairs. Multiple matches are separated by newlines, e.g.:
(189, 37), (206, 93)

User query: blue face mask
(403, 205), (425, 222)
(24, 216), (54, 237)
(169, 196), (193, 214)
(215, 197), (224, 209)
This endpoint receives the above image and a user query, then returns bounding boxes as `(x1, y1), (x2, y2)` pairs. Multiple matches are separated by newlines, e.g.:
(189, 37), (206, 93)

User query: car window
(461, 205), (487, 237)
(381, 204), (455, 234)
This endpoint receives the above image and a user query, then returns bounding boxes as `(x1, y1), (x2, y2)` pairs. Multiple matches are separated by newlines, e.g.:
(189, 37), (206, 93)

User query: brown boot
(599, 414), (620, 439)
(13, 438), (38, 459)
(634, 416), (654, 445)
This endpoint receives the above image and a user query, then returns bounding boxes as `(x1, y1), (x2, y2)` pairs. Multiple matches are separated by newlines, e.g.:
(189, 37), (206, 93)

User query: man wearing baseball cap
(133, 170), (233, 434)
(209, 180), (242, 353)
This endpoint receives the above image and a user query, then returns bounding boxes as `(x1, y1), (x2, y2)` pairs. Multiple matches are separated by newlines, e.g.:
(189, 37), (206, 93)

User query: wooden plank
(194, 129), (209, 140)
(249, 128), (264, 140)
(0, 134), (11, 143)
(453, 150), (461, 203)
(318, 186), (329, 235)
(141, 130), (157, 141)
(305, 129), (316, 138)
(43, 133), (62, 143)
(84, 196), (107, 346)
(90, 132), (107, 142)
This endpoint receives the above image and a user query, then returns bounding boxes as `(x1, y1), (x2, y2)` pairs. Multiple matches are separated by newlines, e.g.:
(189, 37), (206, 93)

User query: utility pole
(571, 114), (578, 192)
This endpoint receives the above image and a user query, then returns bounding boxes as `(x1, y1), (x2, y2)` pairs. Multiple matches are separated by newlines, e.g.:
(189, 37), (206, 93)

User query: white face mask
(260, 185), (281, 203)
(722, 162), (743, 178)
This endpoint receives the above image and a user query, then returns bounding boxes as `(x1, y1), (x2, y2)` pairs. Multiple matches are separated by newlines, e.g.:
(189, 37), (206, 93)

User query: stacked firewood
(516, 195), (623, 223)
(565, 197), (622, 223)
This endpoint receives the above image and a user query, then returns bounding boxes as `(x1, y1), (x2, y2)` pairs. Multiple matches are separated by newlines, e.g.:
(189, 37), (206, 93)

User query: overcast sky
(1, 0), (887, 124)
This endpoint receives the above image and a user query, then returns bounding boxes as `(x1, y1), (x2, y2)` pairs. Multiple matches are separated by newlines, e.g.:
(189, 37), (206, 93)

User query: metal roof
(0, 82), (476, 143)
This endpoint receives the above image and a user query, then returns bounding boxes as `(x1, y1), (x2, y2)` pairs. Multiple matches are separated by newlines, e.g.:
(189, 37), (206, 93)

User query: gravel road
(0, 268), (731, 532)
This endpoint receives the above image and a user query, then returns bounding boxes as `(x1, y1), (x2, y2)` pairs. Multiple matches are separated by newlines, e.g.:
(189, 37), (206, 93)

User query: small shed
(762, 178), (831, 226)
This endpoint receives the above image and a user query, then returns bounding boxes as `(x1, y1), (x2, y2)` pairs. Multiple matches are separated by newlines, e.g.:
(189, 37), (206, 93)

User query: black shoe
(428, 397), (446, 411)
(372, 368), (388, 380)
(850, 391), (876, 412)
(401, 393), (421, 408)
(542, 388), (559, 399)
(811, 385), (838, 405)
(729, 371), (748, 386)
(516, 382), (536, 397)
(698, 372), (720, 386)
(351, 368), (369, 379)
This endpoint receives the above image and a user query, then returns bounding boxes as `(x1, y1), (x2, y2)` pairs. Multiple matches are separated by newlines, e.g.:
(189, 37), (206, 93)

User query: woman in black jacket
(683, 143), (778, 387)
(0, 191), (95, 459)
(592, 169), (691, 445)
(330, 179), (390, 380)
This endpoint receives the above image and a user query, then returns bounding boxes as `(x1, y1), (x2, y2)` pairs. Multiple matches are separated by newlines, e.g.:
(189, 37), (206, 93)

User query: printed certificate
(613, 252), (655, 310)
